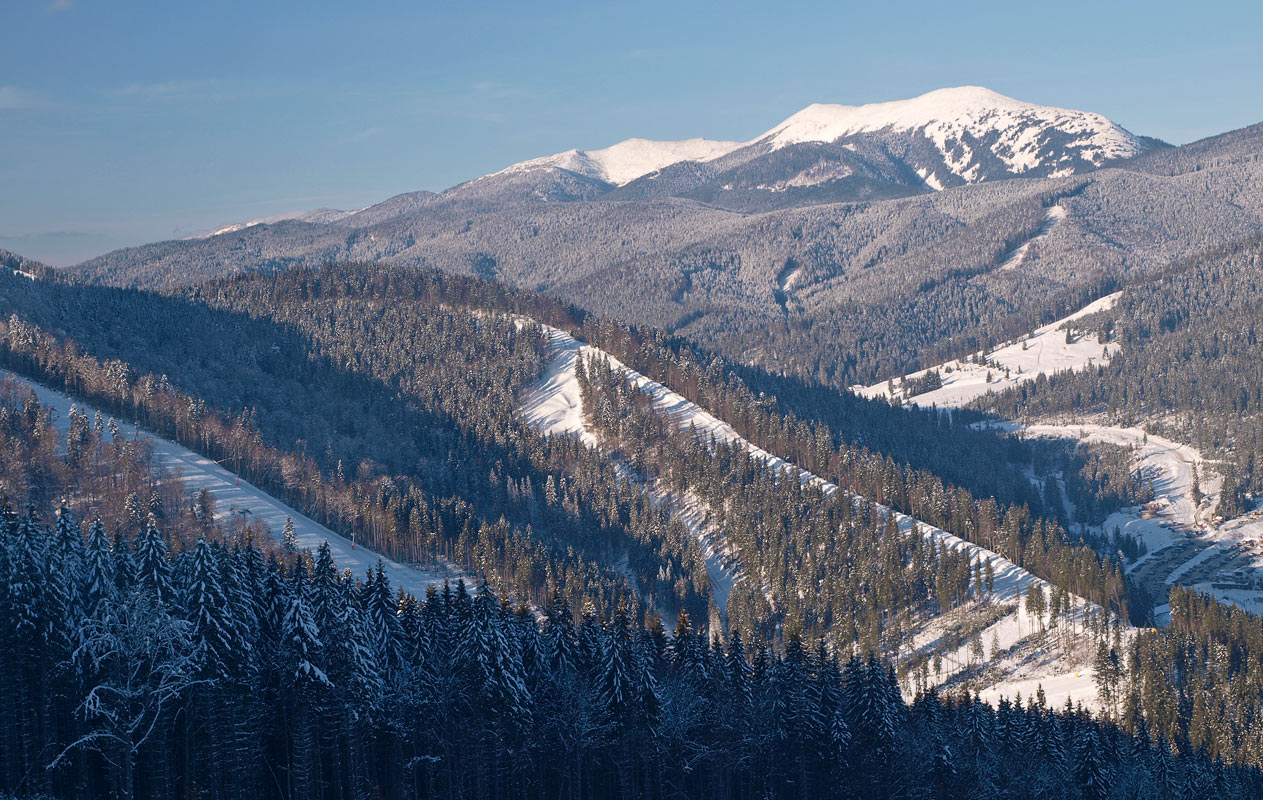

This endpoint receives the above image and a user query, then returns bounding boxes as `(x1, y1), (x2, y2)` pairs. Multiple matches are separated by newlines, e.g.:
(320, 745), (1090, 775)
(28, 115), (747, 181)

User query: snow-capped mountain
(487, 137), (742, 186)
(485, 87), (1155, 206)
(751, 86), (1146, 186)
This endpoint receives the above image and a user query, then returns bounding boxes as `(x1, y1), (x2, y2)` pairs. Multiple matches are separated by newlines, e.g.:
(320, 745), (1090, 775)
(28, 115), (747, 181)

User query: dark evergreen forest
(2, 387), (1260, 800)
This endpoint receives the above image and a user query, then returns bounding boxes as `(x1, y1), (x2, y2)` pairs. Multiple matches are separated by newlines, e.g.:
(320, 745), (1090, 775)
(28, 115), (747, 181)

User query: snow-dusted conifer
(84, 517), (115, 612)
(134, 515), (172, 605)
(281, 567), (330, 688)
(185, 539), (240, 679)
(282, 516), (298, 555)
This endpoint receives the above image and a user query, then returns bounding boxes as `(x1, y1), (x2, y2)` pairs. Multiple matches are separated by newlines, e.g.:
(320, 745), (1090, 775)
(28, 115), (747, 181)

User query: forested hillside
(69, 119), (1263, 395)
(0, 266), (712, 626)
(1, 388), (1259, 799)
(9, 251), (1263, 794)
(983, 234), (1263, 516)
(0, 263), (1152, 630)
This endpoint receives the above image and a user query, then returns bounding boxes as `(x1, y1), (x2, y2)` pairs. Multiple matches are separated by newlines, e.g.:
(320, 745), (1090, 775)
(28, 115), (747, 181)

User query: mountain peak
(750, 86), (1144, 184)
(490, 136), (742, 187)
(482, 87), (1147, 198)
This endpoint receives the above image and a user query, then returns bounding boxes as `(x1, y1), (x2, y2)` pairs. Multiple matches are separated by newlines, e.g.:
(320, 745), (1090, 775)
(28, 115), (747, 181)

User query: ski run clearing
(999, 205), (1067, 271)
(0, 369), (466, 599)
(517, 320), (1107, 709)
(855, 291), (1120, 408)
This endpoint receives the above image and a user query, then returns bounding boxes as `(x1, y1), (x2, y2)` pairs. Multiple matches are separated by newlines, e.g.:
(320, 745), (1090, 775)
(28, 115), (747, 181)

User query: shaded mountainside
(68, 112), (1258, 391)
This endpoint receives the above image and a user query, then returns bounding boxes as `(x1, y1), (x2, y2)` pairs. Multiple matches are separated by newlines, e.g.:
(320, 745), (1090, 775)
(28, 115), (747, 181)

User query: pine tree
(282, 516), (298, 555)
(134, 515), (172, 605)
(84, 517), (115, 613)
(184, 539), (241, 680)
(1076, 725), (1113, 800)
(281, 569), (330, 688)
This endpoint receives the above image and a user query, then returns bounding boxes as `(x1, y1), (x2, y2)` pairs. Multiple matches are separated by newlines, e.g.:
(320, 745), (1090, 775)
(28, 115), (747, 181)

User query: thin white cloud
(106, 80), (235, 103)
(346, 126), (386, 142)
(46, 0), (72, 11)
(0, 86), (34, 110)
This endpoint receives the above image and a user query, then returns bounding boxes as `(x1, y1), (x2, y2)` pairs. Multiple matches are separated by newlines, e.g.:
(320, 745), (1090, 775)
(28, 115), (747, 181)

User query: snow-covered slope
(492, 137), (742, 186)
(857, 292), (1121, 408)
(1, 370), (465, 597)
(517, 319), (1109, 707)
(488, 87), (1148, 193)
(190, 207), (355, 239)
(758, 86), (1143, 179)
(1000, 205), (1068, 270)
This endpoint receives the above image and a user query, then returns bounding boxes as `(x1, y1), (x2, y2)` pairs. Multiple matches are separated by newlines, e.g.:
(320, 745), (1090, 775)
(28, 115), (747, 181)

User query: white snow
(1000, 205), (1068, 271)
(978, 667), (1099, 712)
(778, 265), (805, 293)
(759, 86), (1142, 178)
(189, 208), (354, 239)
(1021, 423), (1216, 529)
(673, 489), (740, 618)
(517, 326), (597, 447)
(1, 370), (467, 598)
(981, 419), (1263, 615)
(915, 167), (944, 191)
(1196, 584), (1263, 615)
(856, 291), (1121, 408)
(491, 137), (742, 187)
(487, 86), (1142, 189)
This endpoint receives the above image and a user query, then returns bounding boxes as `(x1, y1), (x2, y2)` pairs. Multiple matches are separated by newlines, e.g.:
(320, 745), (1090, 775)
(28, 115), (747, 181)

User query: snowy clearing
(999, 205), (1067, 271)
(1, 370), (466, 598)
(517, 326), (598, 447)
(855, 291), (1121, 408)
(983, 419), (1263, 617)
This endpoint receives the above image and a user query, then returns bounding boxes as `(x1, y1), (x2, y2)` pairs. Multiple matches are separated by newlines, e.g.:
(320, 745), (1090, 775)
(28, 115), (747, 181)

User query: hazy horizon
(3, 0), (1261, 266)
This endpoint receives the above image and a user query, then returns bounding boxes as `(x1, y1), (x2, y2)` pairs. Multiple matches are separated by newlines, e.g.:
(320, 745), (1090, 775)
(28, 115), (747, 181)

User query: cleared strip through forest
(516, 320), (1112, 706)
(0, 369), (466, 597)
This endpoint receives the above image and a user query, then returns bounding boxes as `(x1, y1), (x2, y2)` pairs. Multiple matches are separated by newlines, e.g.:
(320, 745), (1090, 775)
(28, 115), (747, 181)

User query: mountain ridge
(485, 86), (1154, 195)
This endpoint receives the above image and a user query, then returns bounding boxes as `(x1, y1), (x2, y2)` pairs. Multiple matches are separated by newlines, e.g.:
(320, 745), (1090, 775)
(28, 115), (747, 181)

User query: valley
(4, 37), (1263, 792)
(859, 289), (1263, 623)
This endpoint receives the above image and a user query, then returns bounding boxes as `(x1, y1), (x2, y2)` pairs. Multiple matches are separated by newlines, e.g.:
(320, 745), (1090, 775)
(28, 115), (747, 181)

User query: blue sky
(2, 0), (1261, 265)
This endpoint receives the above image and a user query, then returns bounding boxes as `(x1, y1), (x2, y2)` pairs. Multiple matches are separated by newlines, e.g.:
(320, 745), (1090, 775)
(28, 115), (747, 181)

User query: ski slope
(1, 370), (466, 598)
(856, 292), (1121, 408)
(517, 322), (1106, 707)
(1000, 205), (1067, 270)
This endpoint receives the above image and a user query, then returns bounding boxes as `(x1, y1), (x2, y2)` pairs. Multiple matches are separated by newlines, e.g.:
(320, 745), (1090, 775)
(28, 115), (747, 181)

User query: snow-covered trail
(856, 291), (1120, 408)
(516, 322), (1107, 706)
(1, 370), (465, 598)
(999, 205), (1067, 271)
(519, 326), (741, 625)
(518, 327), (596, 446)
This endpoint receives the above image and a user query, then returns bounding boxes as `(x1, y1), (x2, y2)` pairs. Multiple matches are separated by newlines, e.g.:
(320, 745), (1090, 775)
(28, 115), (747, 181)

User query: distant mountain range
(71, 88), (1263, 391)
(196, 86), (1158, 236)
(476, 86), (1158, 206)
